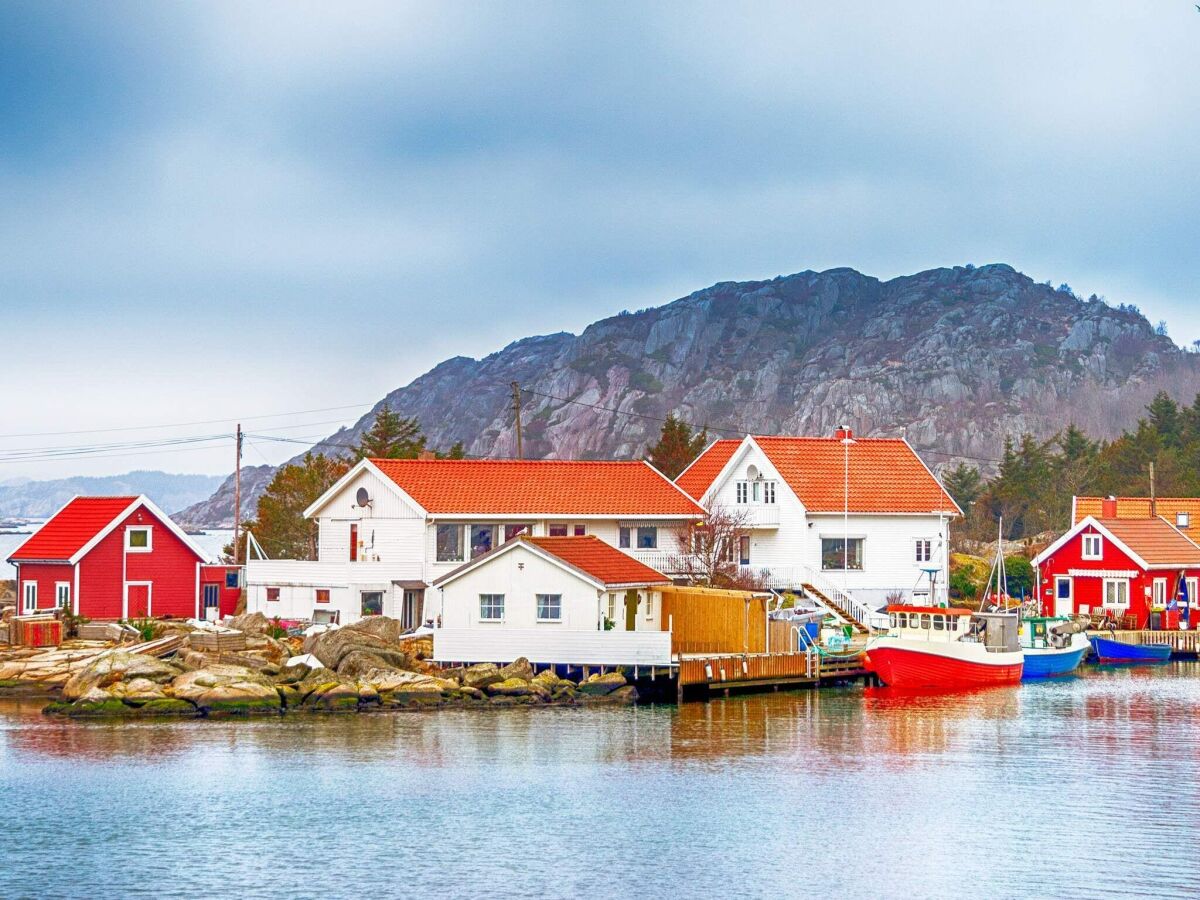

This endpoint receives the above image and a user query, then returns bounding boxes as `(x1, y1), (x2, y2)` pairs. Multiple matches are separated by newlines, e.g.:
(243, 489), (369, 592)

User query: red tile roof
(1077, 497), (1200, 541)
(1097, 518), (1200, 567)
(676, 439), (740, 500)
(369, 458), (704, 516)
(9, 496), (138, 562)
(676, 435), (959, 515)
(527, 535), (670, 586)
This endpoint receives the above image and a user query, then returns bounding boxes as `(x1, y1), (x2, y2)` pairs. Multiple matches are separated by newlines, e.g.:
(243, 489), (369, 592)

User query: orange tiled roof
(1077, 497), (1200, 540)
(676, 436), (958, 515)
(527, 535), (670, 586)
(676, 439), (741, 500)
(370, 458), (704, 516)
(1097, 518), (1200, 567)
(8, 496), (137, 561)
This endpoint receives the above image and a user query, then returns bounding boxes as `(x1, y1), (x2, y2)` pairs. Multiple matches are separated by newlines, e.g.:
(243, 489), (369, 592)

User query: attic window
(1081, 533), (1103, 560)
(1178, 512), (1191, 529)
(126, 527), (152, 552)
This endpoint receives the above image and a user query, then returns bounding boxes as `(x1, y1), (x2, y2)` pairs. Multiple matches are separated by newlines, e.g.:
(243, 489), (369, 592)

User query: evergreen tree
(942, 462), (983, 515)
(356, 404), (427, 460)
(1146, 391), (1181, 448)
(645, 413), (708, 479)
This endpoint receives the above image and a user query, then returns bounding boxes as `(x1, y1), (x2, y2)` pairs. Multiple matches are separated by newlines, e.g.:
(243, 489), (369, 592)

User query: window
(619, 527), (631, 549)
(536, 593), (561, 622)
(919, 614), (930, 630)
(55, 582), (71, 609)
(573, 524), (586, 536)
(897, 612), (908, 628)
(479, 593), (505, 621)
(22, 581), (36, 612)
(361, 591), (383, 617)
(1082, 533), (1103, 560)
(1187, 578), (1199, 607)
(607, 593), (616, 623)
(1153, 579), (1167, 607)
(933, 615), (944, 631)
(736, 482), (749, 504)
(350, 523), (358, 561)
(645, 592), (655, 621)
(821, 537), (864, 571)
(436, 525), (463, 562)
(266, 587), (281, 601)
(1178, 512), (1191, 529)
(1056, 577), (1072, 599)
(915, 539), (933, 564)
(315, 589), (331, 604)
(763, 481), (776, 504)
(225, 571), (240, 589)
(470, 524), (496, 559)
(549, 524), (569, 537)
(126, 527), (152, 552)
(739, 535), (751, 566)
(1103, 578), (1129, 609)
(637, 526), (657, 549)
(504, 523), (531, 541)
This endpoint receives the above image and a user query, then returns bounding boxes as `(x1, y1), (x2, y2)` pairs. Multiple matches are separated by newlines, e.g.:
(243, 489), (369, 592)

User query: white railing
(796, 566), (890, 631)
(433, 627), (672, 666)
(245, 559), (422, 586)
(742, 504), (781, 527)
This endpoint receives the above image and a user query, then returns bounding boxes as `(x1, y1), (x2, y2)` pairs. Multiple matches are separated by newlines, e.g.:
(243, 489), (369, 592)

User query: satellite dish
(355, 487), (371, 507)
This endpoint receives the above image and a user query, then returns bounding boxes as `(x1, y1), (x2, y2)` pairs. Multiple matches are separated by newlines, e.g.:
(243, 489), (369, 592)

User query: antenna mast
(233, 424), (243, 562)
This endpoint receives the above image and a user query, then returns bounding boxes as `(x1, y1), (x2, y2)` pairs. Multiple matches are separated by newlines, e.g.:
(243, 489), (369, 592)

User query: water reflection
(2, 665), (1199, 899)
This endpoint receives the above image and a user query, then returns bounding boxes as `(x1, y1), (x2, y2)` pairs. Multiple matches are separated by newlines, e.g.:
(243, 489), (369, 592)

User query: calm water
(3, 664), (1199, 899)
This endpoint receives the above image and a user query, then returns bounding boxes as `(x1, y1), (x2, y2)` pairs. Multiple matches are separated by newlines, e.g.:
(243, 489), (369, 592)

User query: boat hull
(866, 640), (1023, 688)
(1022, 643), (1088, 678)
(1089, 636), (1172, 663)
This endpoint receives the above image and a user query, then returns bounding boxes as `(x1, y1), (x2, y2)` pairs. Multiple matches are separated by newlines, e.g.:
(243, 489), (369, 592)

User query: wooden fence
(659, 585), (768, 656)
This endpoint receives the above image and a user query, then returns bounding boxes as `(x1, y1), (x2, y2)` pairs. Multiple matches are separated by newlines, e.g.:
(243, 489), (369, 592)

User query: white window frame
(23, 580), (37, 612)
(636, 526), (658, 550)
(1187, 577), (1198, 608)
(1081, 533), (1103, 561)
(535, 593), (562, 623)
(739, 535), (751, 566)
(763, 481), (776, 504)
(55, 581), (71, 609)
(435, 524), (464, 563)
(1102, 578), (1129, 609)
(618, 527), (631, 549)
(126, 526), (153, 553)
(735, 482), (749, 504)
(645, 591), (655, 621)
(1177, 512), (1191, 529)
(479, 593), (505, 622)
(915, 538), (933, 564)
(1152, 578), (1167, 607)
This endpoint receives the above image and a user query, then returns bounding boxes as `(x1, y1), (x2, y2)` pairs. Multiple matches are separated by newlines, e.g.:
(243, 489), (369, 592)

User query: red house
(7, 495), (219, 621)
(1033, 502), (1200, 629)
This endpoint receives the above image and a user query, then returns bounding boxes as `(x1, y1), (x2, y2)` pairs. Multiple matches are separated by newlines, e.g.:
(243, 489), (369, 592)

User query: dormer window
(1081, 533), (1103, 560)
(1178, 512), (1191, 529)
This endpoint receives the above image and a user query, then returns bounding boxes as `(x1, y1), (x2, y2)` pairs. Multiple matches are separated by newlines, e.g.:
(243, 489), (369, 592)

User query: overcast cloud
(1, 1), (1197, 478)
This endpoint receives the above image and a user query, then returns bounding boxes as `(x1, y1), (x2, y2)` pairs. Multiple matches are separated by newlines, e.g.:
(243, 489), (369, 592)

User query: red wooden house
(7, 495), (225, 621)
(1033, 502), (1200, 629)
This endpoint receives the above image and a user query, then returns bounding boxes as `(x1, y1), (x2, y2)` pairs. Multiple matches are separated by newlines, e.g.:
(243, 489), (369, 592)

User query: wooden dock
(676, 649), (871, 700)
(1096, 630), (1200, 659)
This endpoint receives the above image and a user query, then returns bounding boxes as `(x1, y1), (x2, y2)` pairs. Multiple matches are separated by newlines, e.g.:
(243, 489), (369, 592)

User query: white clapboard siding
(434, 627), (672, 666)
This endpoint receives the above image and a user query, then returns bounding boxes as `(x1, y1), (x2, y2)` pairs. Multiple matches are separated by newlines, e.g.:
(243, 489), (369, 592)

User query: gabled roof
(1034, 515), (1200, 570)
(356, 458), (704, 517)
(676, 434), (960, 515)
(1075, 496), (1200, 540)
(8, 495), (209, 564)
(433, 535), (670, 590)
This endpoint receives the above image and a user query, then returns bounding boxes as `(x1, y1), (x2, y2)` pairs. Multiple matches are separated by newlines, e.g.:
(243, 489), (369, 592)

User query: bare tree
(670, 504), (755, 587)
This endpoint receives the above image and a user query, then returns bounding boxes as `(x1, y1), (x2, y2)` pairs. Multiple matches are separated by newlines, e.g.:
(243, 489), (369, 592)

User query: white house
(431, 534), (673, 665)
(675, 430), (961, 623)
(245, 457), (704, 626)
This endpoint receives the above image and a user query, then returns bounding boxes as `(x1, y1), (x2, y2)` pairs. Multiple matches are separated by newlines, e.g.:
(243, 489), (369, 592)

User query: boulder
(336, 649), (394, 679)
(461, 663), (503, 690)
(303, 627), (413, 672)
(532, 670), (562, 690)
(498, 657), (534, 682)
(576, 673), (626, 696)
(303, 681), (363, 711)
(486, 677), (533, 697)
(225, 612), (272, 635)
(170, 664), (280, 715)
(341, 615), (405, 644)
(62, 652), (182, 701)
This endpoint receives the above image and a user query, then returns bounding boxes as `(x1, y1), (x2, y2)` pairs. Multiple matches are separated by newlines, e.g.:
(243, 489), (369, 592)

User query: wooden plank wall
(660, 587), (767, 655)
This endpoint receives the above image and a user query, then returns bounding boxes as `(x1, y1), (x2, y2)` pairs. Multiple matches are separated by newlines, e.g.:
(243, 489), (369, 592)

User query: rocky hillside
(182, 264), (1200, 526)
(173, 465), (275, 530)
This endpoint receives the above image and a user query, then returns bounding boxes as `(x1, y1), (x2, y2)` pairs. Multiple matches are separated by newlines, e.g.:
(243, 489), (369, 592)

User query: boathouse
(1033, 503), (1200, 629)
(7, 495), (215, 620)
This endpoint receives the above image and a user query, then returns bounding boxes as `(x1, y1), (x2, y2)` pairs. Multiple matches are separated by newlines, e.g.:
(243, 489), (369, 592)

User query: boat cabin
(885, 605), (974, 642)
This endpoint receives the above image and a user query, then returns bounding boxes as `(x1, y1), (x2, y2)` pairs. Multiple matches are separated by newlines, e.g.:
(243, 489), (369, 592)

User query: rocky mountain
(173, 464), (275, 530)
(0, 471), (223, 520)
(182, 263), (1200, 527)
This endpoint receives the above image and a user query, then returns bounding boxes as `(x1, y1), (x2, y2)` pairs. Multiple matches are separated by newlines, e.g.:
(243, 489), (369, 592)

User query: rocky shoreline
(1, 613), (637, 718)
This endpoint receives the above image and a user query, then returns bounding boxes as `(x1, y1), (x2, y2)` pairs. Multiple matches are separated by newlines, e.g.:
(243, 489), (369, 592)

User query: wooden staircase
(801, 582), (869, 634)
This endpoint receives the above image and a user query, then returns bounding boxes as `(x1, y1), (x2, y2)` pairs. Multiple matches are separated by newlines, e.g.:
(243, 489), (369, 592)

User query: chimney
(835, 427), (853, 441)
(1101, 496), (1118, 519)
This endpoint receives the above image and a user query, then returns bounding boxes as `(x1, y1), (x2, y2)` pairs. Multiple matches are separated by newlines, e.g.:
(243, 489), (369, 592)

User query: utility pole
(234, 424), (243, 562)
(1150, 461), (1157, 518)
(511, 382), (523, 459)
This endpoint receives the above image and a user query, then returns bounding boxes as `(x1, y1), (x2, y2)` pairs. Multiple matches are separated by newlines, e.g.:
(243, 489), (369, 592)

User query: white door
(1054, 576), (1073, 617)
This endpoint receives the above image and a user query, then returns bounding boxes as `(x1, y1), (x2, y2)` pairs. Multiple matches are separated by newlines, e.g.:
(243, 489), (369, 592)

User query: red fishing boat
(864, 606), (1024, 688)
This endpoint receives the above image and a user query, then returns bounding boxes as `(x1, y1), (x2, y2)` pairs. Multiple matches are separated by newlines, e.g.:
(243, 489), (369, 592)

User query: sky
(1, 1), (1198, 481)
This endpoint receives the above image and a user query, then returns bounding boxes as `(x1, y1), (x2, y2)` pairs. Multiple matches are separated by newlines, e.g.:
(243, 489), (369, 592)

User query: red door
(127, 584), (151, 618)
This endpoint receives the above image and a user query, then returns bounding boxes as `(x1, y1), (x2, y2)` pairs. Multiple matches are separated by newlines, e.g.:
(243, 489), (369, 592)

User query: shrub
(949, 570), (978, 600)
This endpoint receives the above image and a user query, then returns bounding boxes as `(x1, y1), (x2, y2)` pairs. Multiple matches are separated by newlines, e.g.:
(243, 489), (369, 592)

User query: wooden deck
(676, 649), (870, 699)
(1096, 630), (1200, 658)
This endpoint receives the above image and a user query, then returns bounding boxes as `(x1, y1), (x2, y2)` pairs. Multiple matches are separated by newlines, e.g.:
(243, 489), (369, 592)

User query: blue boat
(1089, 634), (1172, 663)
(1020, 617), (1089, 678)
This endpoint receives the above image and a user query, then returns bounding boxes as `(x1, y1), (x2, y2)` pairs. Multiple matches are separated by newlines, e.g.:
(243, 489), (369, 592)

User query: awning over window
(392, 580), (428, 590)
(1067, 569), (1138, 578)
